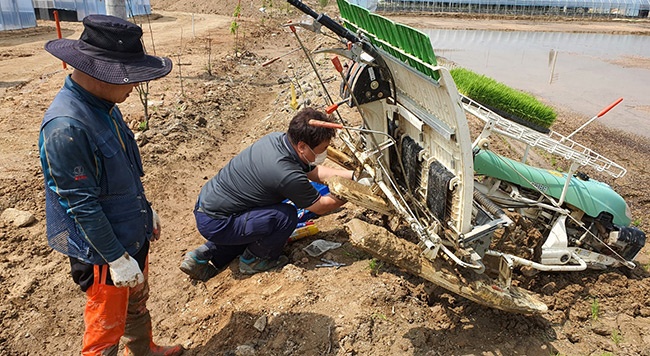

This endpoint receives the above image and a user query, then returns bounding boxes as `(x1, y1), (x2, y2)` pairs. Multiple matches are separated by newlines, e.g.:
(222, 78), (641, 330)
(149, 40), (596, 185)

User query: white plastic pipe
(485, 250), (587, 272)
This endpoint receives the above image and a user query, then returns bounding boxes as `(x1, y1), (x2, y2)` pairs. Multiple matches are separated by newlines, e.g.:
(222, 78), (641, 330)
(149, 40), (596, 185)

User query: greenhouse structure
(0, 0), (37, 30)
(33, 0), (151, 21)
(378, 0), (650, 17)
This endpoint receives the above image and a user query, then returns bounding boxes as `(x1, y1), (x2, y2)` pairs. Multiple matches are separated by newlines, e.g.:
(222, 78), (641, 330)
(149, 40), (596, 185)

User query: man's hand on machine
(108, 253), (144, 288)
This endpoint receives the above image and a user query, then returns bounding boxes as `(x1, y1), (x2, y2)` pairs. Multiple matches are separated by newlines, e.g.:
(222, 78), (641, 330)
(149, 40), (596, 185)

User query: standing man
(180, 107), (355, 281)
(39, 15), (182, 356)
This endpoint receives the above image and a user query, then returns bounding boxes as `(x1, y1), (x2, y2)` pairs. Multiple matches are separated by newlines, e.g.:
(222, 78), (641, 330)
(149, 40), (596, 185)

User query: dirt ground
(1, 1), (650, 355)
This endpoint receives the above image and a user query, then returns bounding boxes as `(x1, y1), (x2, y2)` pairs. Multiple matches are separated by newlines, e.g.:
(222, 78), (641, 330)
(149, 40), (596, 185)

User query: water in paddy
(421, 29), (650, 138)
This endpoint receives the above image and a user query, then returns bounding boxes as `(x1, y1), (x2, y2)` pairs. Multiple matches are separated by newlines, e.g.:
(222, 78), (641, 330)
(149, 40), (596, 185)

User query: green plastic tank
(474, 150), (631, 226)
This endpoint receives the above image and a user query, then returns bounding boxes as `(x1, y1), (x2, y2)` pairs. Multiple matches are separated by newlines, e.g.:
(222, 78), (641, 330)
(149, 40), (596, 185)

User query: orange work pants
(81, 260), (150, 356)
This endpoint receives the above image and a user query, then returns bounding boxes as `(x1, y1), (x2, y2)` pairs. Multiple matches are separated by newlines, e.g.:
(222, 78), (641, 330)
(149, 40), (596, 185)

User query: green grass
(450, 67), (557, 129)
(611, 329), (622, 345)
(342, 247), (367, 260)
(372, 312), (388, 321)
(368, 258), (384, 276)
(591, 298), (600, 321)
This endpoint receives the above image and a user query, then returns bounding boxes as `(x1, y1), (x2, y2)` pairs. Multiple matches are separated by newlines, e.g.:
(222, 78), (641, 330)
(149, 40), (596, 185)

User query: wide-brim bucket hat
(45, 15), (172, 85)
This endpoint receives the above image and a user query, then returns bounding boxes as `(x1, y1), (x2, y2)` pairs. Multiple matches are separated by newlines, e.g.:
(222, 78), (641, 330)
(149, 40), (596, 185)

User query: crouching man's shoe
(239, 255), (289, 275)
(180, 250), (218, 282)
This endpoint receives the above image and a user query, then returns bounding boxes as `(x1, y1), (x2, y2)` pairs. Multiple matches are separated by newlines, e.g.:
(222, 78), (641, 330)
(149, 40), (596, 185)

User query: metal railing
(461, 94), (627, 178)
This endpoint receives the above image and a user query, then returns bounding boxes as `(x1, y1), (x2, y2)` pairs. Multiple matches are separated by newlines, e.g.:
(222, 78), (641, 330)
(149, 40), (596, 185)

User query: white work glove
(108, 253), (144, 288)
(356, 177), (373, 187)
(151, 209), (161, 241)
(353, 170), (373, 187)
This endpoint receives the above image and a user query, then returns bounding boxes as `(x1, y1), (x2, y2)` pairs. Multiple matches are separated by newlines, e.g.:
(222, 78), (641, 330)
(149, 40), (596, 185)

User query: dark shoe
(180, 251), (218, 282)
(239, 255), (289, 275)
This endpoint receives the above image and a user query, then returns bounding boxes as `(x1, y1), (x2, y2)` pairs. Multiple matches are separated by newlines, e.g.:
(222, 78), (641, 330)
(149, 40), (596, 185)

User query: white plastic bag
(302, 239), (342, 257)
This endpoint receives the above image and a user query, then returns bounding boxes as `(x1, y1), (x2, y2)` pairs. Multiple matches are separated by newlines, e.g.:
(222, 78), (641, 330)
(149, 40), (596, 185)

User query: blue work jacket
(39, 76), (154, 265)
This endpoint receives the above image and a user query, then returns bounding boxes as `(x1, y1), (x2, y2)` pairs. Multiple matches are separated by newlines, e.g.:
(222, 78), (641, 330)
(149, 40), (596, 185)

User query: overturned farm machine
(284, 0), (646, 314)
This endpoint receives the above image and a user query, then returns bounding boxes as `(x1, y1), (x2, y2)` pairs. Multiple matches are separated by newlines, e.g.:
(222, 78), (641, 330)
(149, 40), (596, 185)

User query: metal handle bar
(285, 0), (380, 59)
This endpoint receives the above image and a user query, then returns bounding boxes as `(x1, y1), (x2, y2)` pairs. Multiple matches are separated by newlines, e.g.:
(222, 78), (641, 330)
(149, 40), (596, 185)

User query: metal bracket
(315, 258), (346, 269)
(498, 253), (514, 288)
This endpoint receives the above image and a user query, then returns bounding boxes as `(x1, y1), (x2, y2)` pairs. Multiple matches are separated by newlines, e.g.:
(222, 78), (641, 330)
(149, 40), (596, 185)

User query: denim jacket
(39, 76), (153, 265)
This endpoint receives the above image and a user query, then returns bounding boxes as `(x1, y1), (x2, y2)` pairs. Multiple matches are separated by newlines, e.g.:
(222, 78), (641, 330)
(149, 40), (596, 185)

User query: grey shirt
(199, 132), (320, 216)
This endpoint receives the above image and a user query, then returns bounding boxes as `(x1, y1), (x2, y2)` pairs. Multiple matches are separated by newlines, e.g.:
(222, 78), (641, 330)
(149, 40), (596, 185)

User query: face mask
(307, 145), (327, 166)
(313, 151), (327, 165)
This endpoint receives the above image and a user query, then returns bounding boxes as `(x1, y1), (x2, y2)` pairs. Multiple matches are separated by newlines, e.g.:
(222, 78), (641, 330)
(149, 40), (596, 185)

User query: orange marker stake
(566, 97), (623, 140)
(53, 11), (67, 69)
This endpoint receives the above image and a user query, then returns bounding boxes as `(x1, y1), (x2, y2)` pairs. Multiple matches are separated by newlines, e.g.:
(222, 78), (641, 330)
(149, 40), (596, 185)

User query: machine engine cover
(341, 61), (391, 107)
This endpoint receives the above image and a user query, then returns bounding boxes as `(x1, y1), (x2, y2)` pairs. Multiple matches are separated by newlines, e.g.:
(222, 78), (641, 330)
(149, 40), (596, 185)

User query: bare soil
(1, 2), (650, 355)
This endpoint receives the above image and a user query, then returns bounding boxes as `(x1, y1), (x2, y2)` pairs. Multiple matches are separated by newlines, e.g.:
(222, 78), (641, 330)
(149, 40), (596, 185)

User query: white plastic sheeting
(32, 0), (151, 21)
(349, 0), (379, 11)
(0, 0), (36, 31)
(380, 0), (650, 17)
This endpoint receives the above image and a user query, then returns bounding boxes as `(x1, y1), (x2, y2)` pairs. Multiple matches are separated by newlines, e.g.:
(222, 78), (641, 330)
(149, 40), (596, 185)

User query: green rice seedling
(450, 67), (557, 129)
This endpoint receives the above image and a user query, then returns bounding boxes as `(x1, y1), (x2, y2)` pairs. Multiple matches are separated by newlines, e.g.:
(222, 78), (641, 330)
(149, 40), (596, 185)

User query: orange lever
(331, 56), (343, 73)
